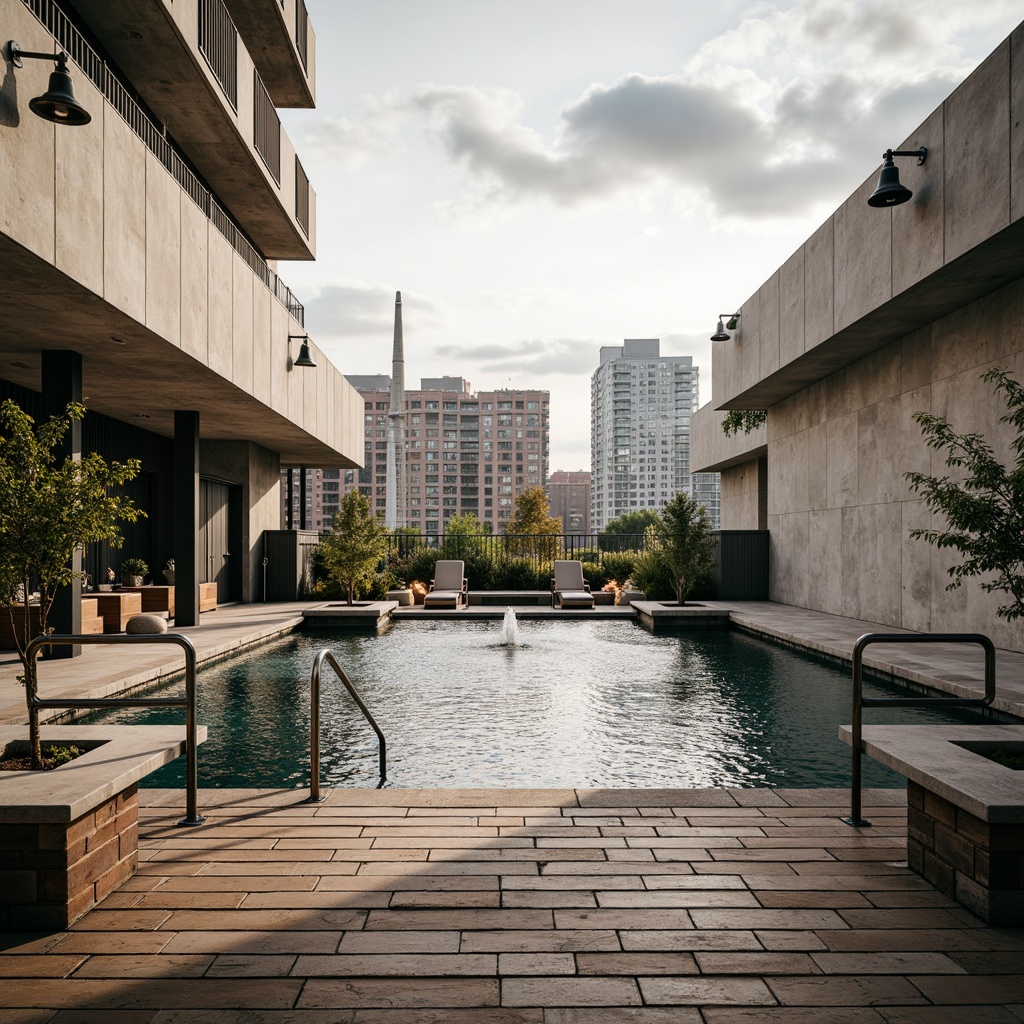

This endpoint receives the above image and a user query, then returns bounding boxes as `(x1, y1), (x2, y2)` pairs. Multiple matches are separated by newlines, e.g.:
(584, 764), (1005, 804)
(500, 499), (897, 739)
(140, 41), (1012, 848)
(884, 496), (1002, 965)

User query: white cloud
(297, 92), (406, 170)
(305, 281), (448, 338)
(389, 0), (1020, 219)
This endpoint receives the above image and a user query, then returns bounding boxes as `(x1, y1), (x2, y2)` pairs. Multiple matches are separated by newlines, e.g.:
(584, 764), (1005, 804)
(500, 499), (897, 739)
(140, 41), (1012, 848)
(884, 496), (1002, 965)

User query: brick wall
(1, 784), (138, 931)
(907, 780), (1024, 926)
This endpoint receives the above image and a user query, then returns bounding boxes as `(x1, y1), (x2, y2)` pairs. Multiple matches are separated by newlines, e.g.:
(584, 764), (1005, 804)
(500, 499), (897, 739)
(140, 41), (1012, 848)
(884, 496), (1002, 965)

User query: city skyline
(278, 0), (1022, 471)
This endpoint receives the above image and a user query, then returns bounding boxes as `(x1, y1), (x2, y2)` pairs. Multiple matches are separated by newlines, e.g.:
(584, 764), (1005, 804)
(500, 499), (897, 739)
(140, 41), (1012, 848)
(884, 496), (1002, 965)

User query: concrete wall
(766, 276), (1024, 651)
(200, 440), (282, 603)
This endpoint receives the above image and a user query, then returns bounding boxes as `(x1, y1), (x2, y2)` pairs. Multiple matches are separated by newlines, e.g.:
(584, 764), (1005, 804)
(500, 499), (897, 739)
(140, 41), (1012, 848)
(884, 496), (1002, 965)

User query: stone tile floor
(2, 785), (1023, 1022)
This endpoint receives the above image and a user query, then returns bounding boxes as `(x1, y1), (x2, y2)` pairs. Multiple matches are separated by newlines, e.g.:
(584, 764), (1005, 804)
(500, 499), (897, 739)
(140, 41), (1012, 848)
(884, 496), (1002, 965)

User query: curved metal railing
(844, 632), (996, 827)
(26, 633), (204, 827)
(308, 649), (386, 799)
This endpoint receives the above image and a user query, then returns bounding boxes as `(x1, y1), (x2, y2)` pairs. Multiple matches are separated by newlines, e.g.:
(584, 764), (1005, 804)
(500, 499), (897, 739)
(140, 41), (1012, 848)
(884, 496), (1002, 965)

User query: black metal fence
(198, 0), (238, 109)
(383, 533), (649, 566)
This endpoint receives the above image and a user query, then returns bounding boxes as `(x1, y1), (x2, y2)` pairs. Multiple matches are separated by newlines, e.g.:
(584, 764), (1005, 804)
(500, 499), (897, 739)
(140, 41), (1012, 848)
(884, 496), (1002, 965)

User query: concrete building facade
(343, 377), (550, 534)
(591, 339), (719, 532)
(691, 22), (1024, 653)
(0, 0), (362, 620)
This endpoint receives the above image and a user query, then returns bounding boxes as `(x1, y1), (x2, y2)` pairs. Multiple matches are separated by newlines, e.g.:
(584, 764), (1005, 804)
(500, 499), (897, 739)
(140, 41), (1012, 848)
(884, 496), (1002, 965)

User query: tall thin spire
(385, 291), (407, 530)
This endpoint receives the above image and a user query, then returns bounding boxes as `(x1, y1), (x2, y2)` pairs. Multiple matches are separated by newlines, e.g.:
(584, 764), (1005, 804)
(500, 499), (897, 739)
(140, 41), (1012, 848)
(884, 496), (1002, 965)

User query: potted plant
(163, 558), (175, 586)
(121, 557), (148, 587)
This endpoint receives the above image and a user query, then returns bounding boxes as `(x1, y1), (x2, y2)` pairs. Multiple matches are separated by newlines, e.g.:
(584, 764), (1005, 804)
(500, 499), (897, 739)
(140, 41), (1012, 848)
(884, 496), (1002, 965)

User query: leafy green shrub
(630, 548), (675, 600)
(580, 560), (609, 590)
(601, 551), (639, 584)
(403, 548), (439, 588)
(492, 557), (542, 589)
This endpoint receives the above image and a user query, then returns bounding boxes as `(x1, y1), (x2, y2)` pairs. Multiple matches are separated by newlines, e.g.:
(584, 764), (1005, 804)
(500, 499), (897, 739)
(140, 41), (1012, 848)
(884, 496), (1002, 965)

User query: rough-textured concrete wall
(721, 460), (767, 531)
(767, 275), (1024, 651)
(200, 441), (281, 603)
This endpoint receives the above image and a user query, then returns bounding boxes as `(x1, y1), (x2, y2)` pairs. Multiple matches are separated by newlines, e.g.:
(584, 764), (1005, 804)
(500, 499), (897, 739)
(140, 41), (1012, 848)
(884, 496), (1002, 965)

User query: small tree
(904, 367), (1024, 621)
(318, 490), (387, 605)
(0, 400), (143, 769)
(506, 487), (562, 559)
(654, 492), (715, 605)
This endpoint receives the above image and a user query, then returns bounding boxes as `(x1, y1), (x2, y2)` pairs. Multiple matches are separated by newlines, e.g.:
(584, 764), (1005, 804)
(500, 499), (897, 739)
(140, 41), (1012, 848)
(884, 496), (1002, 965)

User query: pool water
(81, 620), (992, 789)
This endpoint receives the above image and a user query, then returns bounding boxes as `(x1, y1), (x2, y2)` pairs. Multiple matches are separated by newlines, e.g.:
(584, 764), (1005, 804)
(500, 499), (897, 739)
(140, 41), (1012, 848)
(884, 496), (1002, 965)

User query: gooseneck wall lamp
(867, 147), (927, 207)
(288, 335), (317, 369)
(5, 41), (92, 125)
(710, 314), (741, 342)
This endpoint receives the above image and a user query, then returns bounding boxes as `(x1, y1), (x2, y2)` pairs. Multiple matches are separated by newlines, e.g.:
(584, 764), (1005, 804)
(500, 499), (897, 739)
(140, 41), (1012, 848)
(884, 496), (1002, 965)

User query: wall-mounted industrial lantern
(5, 41), (91, 125)
(867, 147), (927, 207)
(288, 334), (316, 369)
(710, 313), (741, 342)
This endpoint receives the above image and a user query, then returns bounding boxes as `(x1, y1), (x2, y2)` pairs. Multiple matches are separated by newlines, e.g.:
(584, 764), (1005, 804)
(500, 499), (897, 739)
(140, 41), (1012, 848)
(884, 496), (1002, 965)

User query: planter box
(844, 724), (1024, 925)
(0, 724), (205, 930)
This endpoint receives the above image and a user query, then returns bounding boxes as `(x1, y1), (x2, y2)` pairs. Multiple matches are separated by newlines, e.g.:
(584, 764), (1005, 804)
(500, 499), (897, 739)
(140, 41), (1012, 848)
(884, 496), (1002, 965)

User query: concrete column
(286, 468), (294, 529)
(174, 411), (200, 627)
(41, 351), (82, 657)
(299, 466), (308, 530)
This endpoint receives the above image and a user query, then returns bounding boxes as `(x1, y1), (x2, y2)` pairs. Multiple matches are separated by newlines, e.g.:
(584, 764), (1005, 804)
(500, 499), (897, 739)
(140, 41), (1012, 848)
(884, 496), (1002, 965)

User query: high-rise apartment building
(590, 339), (719, 532)
(546, 471), (591, 536)
(342, 377), (550, 534)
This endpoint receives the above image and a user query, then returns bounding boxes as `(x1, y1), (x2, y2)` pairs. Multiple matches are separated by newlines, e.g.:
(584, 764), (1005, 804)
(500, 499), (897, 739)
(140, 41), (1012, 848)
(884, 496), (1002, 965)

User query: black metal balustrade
(295, 0), (309, 71)
(295, 156), (310, 237)
(20, 0), (306, 327)
(253, 70), (281, 183)
(198, 0), (237, 110)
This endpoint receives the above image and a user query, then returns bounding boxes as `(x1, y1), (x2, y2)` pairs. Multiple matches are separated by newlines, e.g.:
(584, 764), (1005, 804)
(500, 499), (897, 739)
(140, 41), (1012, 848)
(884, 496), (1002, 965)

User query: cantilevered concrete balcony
(0, 0), (357, 467)
(69, 0), (315, 259)
(223, 0), (315, 107)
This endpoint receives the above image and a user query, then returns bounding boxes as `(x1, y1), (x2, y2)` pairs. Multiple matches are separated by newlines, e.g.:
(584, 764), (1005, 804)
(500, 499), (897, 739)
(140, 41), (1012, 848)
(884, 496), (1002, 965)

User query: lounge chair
(551, 560), (595, 609)
(424, 560), (468, 609)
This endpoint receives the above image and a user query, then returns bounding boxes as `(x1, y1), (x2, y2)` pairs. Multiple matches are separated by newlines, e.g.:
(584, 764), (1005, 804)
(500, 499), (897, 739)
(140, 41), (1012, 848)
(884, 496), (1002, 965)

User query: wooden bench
(120, 585), (174, 618)
(93, 592), (143, 633)
(80, 597), (104, 635)
(199, 582), (218, 613)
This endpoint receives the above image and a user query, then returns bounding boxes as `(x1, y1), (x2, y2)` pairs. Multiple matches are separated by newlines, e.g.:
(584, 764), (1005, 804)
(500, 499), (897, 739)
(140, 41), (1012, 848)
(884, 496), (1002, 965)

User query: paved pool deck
(2, 601), (1023, 1018)
(1, 598), (1021, 727)
(2, 786), (1023, 1021)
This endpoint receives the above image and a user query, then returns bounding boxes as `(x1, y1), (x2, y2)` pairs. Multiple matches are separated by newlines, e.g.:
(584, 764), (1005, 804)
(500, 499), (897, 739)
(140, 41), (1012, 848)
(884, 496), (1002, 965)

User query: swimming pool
(80, 619), (995, 789)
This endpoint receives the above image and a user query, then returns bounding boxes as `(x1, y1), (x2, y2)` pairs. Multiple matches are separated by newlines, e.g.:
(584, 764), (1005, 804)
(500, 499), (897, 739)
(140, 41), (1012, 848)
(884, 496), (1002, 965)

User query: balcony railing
(20, 0), (304, 327)
(198, 0), (238, 110)
(254, 70), (281, 182)
(295, 157), (310, 236)
(295, 0), (309, 71)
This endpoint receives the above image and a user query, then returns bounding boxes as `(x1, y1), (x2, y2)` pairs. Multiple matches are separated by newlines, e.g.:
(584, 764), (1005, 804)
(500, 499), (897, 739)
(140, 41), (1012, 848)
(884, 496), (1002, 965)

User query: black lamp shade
(868, 155), (912, 207)
(29, 63), (91, 126)
(710, 319), (730, 342)
(294, 339), (316, 367)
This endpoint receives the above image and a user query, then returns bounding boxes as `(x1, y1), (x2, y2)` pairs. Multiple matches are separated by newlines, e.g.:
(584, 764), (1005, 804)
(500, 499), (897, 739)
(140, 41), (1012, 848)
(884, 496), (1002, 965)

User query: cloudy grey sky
(280, 0), (1022, 471)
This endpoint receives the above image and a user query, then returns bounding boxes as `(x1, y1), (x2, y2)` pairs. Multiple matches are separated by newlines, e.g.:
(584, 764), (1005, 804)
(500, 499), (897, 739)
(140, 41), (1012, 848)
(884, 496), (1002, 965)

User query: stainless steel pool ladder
(308, 649), (387, 800)
(844, 632), (996, 827)
(25, 633), (204, 827)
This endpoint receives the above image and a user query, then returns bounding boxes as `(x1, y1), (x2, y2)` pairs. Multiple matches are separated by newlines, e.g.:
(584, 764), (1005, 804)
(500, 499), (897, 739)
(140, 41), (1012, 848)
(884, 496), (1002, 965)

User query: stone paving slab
(0, 786), (1022, 1020)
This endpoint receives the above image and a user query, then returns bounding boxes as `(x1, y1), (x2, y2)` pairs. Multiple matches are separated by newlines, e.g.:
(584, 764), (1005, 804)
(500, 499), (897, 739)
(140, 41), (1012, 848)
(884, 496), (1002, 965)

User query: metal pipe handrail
(25, 633), (204, 827)
(309, 649), (386, 799)
(844, 631), (996, 827)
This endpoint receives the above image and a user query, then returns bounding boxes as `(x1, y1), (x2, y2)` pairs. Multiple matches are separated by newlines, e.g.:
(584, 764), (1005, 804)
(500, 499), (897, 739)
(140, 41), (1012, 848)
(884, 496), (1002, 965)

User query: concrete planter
(0, 724), (205, 930)
(844, 725), (1024, 925)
